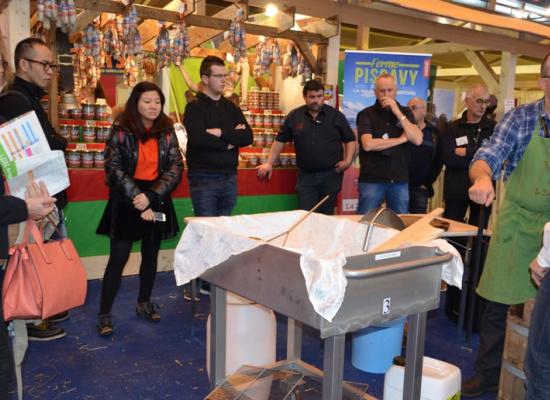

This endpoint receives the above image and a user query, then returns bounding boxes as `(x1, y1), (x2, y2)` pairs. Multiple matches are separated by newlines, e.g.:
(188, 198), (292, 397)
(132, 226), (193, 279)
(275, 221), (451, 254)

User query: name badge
(456, 136), (468, 146)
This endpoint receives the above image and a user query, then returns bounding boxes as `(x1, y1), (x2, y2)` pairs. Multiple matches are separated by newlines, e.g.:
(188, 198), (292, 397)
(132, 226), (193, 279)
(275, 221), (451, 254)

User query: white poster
(0, 111), (69, 199)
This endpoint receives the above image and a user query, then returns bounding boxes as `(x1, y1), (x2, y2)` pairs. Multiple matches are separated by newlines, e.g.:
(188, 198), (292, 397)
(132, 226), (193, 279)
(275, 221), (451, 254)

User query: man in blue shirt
(465, 53), (550, 397)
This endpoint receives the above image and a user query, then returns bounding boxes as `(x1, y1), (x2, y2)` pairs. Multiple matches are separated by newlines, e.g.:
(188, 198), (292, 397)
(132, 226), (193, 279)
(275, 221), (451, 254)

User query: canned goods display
(67, 150), (81, 168)
(289, 153), (296, 167)
(279, 153), (290, 167)
(247, 154), (258, 167)
(94, 151), (105, 168)
(264, 132), (274, 147)
(81, 151), (94, 168)
(83, 126), (96, 143)
(258, 154), (268, 165)
(59, 125), (70, 141)
(82, 103), (95, 120)
(69, 108), (82, 120)
(95, 104), (108, 121)
(59, 107), (70, 119)
(255, 133), (265, 148)
(70, 125), (81, 142)
(264, 114), (273, 129)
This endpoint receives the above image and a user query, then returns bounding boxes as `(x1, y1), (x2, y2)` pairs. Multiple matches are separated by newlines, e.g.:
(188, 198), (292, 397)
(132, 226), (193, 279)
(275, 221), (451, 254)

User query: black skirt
(96, 180), (179, 242)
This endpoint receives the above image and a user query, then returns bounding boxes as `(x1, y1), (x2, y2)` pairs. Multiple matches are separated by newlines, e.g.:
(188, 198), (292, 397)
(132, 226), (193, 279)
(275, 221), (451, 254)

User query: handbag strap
(22, 220), (51, 264)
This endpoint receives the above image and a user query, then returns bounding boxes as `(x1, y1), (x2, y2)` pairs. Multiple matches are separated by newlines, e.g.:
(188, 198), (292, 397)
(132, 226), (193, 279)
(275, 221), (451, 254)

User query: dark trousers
(526, 273), (550, 399)
(444, 199), (491, 326)
(188, 173), (237, 217)
(99, 238), (161, 315)
(474, 300), (509, 385)
(0, 268), (13, 400)
(409, 186), (429, 214)
(296, 169), (343, 215)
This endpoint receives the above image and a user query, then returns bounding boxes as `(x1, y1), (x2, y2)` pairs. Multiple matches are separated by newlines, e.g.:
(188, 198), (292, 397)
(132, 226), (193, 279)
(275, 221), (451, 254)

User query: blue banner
(342, 51), (432, 128)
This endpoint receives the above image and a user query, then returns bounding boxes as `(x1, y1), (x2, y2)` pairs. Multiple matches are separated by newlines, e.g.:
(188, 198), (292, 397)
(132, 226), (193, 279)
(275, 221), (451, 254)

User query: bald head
(407, 97), (426, 125)
(464, 84), (490, 122)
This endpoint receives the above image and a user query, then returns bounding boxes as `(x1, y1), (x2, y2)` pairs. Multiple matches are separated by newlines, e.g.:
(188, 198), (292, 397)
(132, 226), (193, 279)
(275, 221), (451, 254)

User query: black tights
(99, 238), (161, 315)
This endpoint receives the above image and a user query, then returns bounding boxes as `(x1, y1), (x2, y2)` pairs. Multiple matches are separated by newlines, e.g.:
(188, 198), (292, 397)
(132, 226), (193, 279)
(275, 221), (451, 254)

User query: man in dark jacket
(183, 56), (253, 217)
(8, 37), (69, 340)
(407, 97), (443, 213)
(442, 84), (495, 224)
(442, 84), (495, 324)
(0, 181), (56, 399)
(183, 56), (252, 297)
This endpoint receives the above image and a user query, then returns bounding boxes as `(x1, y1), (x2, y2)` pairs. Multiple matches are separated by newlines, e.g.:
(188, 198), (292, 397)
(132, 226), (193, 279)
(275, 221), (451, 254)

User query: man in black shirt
(356, 73), (423, 214)
(8, 37), (69, 341)
(257, 79), (356, 215)
(407, 97), (443, 213)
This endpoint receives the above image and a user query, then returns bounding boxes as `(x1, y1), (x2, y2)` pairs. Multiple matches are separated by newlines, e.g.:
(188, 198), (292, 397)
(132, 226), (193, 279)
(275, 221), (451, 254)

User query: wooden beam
(437, 64), (540, 77)
(497, 51), (517, 118)
(232, 0), (550, 59)
(295, 39), (318, 73)
(74, 0), (328, 44)
(370, 42), (484, 55)
(356, 24), (369, 50)
(464, 50), (498, 92)
(48, 26), (58, 129)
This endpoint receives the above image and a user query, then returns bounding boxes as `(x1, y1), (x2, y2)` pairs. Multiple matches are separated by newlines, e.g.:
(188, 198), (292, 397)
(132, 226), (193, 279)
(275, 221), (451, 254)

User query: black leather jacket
(104, 124), (184, 205)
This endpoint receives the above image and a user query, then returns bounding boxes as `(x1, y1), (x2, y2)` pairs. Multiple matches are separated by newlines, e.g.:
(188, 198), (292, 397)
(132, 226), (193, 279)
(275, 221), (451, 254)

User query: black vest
(359, 103), (412, 182)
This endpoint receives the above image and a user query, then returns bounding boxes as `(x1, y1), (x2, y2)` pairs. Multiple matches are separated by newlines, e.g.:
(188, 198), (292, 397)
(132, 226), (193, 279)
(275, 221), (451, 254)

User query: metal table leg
(322, 334), (345, 400)
(458, 237), (473, 336)
(209, 285), (226, 390)
(287, 318), (303, 361)
(404, 312), (427, 400)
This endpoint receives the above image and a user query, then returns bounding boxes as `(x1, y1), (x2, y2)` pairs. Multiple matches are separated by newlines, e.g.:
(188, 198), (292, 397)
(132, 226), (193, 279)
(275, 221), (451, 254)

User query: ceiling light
(265, 4), (279, 17)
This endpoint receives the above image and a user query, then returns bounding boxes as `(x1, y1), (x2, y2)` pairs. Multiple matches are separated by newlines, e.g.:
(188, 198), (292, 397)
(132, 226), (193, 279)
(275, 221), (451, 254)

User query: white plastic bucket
(206, 292), (277, 377)
(383, 356), (461, 400)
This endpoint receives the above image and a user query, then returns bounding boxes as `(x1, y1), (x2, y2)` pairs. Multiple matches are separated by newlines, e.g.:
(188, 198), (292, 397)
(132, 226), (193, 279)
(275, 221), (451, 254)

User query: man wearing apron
(464, 53), (550, 397)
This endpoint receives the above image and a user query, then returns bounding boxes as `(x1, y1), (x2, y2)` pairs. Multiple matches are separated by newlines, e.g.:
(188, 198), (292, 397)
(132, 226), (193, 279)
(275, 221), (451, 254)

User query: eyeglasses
(24, 58), (58, 72)
(473, 98), (491, 106)
(207, 74), (228, 79)
(411, 105), (425, 110)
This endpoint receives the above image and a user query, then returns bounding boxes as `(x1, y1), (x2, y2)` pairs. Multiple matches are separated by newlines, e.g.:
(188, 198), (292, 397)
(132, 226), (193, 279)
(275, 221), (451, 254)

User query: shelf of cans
(58, 103), (112, 169)
(240, 88), (295, 169)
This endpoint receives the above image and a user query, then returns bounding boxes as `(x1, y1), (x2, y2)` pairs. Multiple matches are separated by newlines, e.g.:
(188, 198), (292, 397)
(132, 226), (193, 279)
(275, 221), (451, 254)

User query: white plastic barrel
(206, 292), (277, 377)
(383, 356), (461, 400)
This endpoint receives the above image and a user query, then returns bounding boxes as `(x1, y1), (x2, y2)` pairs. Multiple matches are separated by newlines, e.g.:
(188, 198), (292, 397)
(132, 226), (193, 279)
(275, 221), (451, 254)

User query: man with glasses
(441, 84), (495, 335)
(407, 97), (442, 213)
(183, 56), (252, 297)
(356, 73), (423, 214)
(464, 54), (550, 397)
(8, 37), (68, 341)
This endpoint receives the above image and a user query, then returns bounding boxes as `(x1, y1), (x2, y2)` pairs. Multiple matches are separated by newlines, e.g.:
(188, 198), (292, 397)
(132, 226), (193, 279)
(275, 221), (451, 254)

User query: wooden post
(0, 0), (29, 71)
(47, 26), (58, 130)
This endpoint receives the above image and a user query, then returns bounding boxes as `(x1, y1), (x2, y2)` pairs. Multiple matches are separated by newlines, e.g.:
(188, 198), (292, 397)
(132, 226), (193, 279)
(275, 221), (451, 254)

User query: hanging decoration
(170, 18), (190, 67)
(228, 7), (246, 61)
(121, 2), (141, 58)
(155, 24), (171, 69)
(298, 54), (312, 85)
(252, 38), (280, 78)
(37, 0), (76, 33)
(102, 17), (122, 65)
(281, 43), (299, 79)
(74, 20), (103, 92)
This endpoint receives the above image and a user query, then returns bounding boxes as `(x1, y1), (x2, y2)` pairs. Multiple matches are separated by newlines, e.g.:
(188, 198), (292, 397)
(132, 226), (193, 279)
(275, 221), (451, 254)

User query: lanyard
(541, 115), (550, 138)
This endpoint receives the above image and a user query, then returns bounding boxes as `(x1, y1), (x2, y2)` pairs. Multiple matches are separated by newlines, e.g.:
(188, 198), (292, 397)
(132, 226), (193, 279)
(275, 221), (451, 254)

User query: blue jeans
(357, 182), (409, 214)
(408, 186), (429, 214)
(296, 169), (343, 215)
(188, 172), (237, 217)
(525, 272), (550, 400)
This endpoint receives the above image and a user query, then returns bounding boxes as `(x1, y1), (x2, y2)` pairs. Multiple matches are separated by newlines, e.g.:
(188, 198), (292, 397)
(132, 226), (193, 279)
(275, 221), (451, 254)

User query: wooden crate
(502, 313), (529, 371)
(497, 300), (533, 400)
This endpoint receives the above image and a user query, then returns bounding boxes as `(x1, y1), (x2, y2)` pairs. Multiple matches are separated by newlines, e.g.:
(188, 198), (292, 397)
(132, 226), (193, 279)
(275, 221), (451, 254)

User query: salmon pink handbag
(2, 219), (87, 321)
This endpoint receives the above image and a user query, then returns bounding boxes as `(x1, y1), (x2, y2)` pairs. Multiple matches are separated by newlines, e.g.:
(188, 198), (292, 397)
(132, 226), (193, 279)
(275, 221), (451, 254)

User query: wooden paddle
(368, 207), (446, 253)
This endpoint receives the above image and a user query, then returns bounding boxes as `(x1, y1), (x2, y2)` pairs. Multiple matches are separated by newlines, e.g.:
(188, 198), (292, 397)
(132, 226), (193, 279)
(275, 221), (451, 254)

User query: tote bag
(2, 219), (87, 320)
